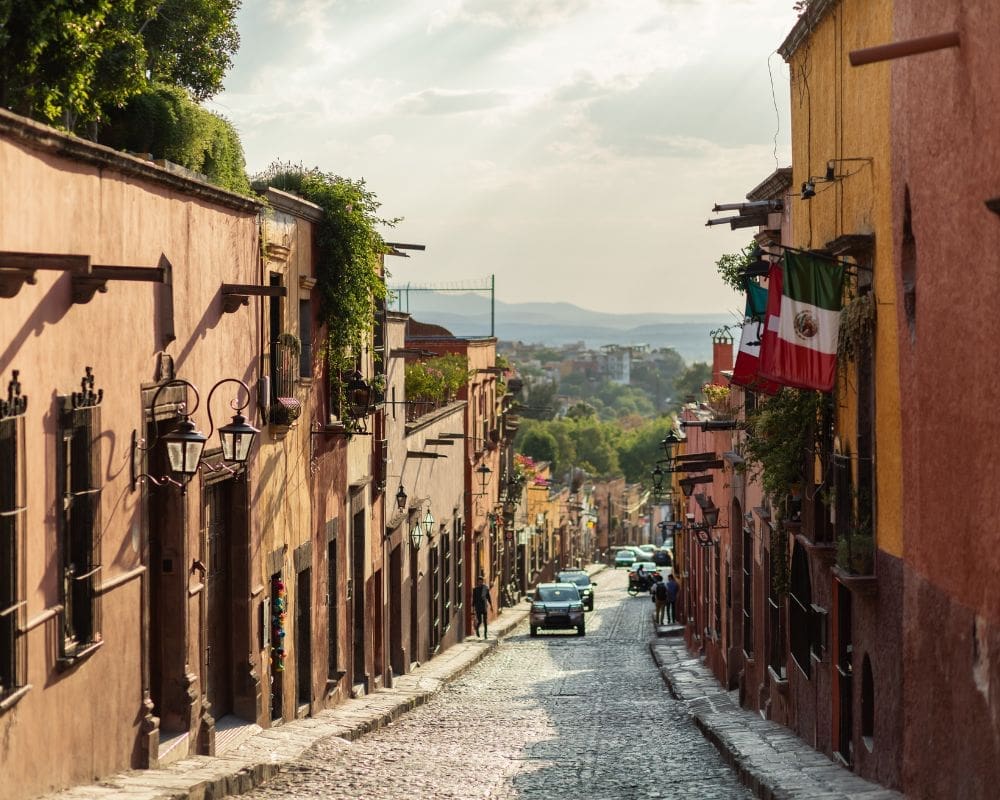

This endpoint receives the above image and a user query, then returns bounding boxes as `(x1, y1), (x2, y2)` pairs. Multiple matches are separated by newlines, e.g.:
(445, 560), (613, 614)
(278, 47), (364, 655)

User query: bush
(100, 83), (250, 194)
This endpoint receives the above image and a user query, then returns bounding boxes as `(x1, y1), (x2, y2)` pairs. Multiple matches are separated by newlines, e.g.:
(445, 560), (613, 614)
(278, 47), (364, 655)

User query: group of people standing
(651, 571), (679, 625)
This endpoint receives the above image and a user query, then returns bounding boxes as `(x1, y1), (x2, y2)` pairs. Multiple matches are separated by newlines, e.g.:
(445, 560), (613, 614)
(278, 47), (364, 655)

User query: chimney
(711, 332), (733, 386)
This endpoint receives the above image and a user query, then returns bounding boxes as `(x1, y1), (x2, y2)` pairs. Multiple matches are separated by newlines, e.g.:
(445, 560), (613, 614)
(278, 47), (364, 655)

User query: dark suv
(556, 570), (596, 611)
(528, 583), (586, 636)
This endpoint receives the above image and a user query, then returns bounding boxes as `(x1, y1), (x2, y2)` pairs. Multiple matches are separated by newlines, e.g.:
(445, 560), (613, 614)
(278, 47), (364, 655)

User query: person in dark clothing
(665, 573), (679, 624)
(653, 574), (668, 625)
(472, 574), (493, 639)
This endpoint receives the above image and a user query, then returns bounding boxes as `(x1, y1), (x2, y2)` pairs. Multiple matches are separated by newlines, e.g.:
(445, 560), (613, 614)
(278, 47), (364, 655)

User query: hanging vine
(253, 163), (399, 417)
(838, 291), (876, 364)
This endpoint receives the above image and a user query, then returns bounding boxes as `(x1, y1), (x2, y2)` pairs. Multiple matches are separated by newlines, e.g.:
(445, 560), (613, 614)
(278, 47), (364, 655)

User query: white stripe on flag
(776, 296), (839, 355)
(738, 320), (761, 358)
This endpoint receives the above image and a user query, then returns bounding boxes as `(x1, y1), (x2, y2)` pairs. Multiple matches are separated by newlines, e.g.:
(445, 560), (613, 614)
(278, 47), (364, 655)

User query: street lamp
(346, 369), (374, 419)
(661, 430), (685, 457)
(476, 462), (492, 495)
(410, 523), (424, 550)
(651, 465), (665, 494)
(131, 377), (258, 493)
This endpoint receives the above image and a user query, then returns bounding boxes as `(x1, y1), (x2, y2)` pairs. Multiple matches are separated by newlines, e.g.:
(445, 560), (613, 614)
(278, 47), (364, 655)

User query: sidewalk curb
(649, 639), (904, 800)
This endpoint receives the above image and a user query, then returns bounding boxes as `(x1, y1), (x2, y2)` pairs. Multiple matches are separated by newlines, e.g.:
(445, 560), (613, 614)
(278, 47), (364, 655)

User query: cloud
(430, 0), (594, 31)
(394, 88), (513, 115)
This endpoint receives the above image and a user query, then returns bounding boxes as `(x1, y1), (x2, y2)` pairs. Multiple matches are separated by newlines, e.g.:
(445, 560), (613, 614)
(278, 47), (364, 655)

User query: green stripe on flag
(782, 251), (844, 312)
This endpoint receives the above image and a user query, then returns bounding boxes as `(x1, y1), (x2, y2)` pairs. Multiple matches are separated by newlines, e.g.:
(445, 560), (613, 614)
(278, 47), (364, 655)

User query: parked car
(528, 583), (586, 636)
(614, 548), (637, 568)
(557, 570), (596, 611)
(634, 543), (657, 561)
(653, 547), (673, 567)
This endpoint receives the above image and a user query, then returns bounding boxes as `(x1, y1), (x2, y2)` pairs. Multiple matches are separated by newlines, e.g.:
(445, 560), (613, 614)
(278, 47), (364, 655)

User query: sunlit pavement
(242, 567), (753, 800)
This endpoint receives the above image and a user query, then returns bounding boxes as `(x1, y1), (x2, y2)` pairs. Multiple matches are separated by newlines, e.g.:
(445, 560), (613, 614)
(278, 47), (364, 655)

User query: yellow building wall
(786, 0), (902, 557)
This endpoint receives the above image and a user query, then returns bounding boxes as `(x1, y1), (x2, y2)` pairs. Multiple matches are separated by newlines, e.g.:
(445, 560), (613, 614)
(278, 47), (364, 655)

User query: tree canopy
(0, 0), (240, 131)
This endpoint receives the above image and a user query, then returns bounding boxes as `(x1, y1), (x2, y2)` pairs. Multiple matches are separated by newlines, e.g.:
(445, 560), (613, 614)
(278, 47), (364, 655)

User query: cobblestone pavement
(245, 568), (753, 800)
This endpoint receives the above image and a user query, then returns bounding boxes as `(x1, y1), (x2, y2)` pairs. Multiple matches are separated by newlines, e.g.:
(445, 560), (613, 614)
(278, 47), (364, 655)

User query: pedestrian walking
(472, 574), (493, 639)
(665, 572), (679, 624)
(653, 574), (668, 625)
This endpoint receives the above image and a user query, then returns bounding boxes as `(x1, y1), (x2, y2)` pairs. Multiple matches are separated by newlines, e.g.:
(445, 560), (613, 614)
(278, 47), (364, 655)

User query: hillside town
(2, 2), (1000, 800)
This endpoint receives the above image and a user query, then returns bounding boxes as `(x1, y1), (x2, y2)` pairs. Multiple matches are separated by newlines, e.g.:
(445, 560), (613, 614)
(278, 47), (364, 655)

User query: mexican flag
(757, 263), (784, 387)
(731, 281), (780, 395)
(760, 251), (844, 392)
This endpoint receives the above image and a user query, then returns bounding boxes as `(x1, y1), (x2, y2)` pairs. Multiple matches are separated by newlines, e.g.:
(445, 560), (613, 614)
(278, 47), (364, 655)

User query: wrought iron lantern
(346, 370), (374, 419)
(395, 484), (408, 511)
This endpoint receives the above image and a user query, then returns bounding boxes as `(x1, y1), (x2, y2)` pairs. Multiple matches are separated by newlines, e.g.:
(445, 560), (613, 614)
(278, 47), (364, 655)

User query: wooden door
(205, 480), (233, 719)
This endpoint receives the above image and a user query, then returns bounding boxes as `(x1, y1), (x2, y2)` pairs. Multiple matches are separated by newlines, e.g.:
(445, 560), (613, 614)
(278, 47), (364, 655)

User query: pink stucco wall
(0, 111), (260, 797)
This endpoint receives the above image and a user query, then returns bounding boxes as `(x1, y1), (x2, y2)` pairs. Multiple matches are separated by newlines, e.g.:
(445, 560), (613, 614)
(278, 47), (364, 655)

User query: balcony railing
(269, 336), (302, 426)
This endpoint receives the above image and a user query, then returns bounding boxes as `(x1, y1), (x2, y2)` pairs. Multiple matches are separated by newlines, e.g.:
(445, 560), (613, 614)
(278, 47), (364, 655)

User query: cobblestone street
(246, 570), (752, 800)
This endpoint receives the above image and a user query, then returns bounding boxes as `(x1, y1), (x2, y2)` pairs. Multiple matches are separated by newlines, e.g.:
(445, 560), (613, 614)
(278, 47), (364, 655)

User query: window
(327, 539), (338, 676)
(298, 298), (313, 379)
(429, 545), (440, 650)
(453, 515), (464, 611)
(767, 526), (786, 680)
(442, 530), (452, 625)
(742, 524), (754, 657)
(713, 547), (721, 639)
(0, 403), (26, 700)
(58, 388), (103, 659)
(789, 543), (812, 678)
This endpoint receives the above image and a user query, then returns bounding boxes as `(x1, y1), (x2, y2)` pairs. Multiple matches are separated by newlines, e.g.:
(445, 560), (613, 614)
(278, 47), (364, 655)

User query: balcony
(268, 334), (302, 426)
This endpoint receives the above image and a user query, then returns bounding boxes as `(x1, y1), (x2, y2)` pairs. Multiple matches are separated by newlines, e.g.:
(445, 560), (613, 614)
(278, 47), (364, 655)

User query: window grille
(58, 396), (102, 659)
(0, 412), (27, 699)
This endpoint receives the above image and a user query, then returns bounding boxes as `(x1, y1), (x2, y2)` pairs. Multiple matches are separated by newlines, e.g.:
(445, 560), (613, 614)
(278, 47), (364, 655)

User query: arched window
(789, 542), (812, 678)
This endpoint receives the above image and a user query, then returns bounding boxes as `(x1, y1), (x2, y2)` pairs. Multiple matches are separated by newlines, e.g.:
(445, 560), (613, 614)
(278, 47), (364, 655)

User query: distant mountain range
(389, 292), (736, 364)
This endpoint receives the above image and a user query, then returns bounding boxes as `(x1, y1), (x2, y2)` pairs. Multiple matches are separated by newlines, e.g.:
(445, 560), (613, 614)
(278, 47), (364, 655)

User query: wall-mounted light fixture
(422, 509), (435, 539)
(660, 430), (685, 457)
(410, 523), (424, 550)
(651, 464), (666, 494)
(476, 463), (492, 495)
(395, 484), (408, 511)
(346, 370), (375, 420)
(131, 377), (258, 494)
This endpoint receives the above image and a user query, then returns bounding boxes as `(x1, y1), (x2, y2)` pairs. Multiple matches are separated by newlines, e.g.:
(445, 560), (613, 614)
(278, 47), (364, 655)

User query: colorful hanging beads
(271, 576), (287, 672)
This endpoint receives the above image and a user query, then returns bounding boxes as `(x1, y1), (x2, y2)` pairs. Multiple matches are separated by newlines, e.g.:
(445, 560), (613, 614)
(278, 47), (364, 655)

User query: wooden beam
(850, 31), (959, 67)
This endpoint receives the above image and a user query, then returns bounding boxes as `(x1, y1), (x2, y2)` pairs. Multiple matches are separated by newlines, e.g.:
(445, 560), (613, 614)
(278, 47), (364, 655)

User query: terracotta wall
(892, 2), (1000, 795)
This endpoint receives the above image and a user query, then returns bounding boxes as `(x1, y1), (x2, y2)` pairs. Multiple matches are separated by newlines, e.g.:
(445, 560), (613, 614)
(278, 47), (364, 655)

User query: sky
(210, 0), (796, 315)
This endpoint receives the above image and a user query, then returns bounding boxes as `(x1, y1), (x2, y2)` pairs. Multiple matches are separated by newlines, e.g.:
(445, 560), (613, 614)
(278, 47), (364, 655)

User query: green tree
(141, 0), (241, 100)
(715, 240), (756, 293)
(674, 362), (712, 401)
(0, 1), (147, 128)
(519, 378), (558, 420)
(0, 0), (240, 130)
(617, 416), (676, 484)
(519, 428), (558, 467)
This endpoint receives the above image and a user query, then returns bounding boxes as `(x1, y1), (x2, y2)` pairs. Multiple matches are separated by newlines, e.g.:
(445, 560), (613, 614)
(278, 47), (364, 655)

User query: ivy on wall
(252, 164), (398, 417)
